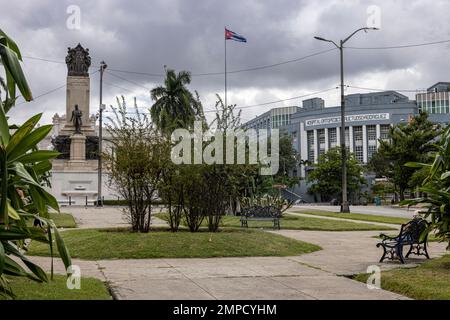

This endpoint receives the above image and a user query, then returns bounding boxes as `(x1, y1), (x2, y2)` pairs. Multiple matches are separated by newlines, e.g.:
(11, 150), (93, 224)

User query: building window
(368, 145), (377, 161)
(328, 128), (337, 149)
(318, 129), (326, 159)
(416, 92), (450, 114)
(307, 130), (315, 163)
(345, 127), (350, 154)
(380, 124), (390, 140)
(367, 125), (377, 161)
(353, 126), (363, 163)
(367, 125), (376, 141)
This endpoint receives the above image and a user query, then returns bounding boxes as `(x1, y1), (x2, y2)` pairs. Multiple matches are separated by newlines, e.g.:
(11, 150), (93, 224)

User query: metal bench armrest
(379, 233), (396, 241)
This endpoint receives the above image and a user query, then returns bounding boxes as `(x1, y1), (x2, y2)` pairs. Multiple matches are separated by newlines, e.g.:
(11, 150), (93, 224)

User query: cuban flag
(225, 28), (247, 42)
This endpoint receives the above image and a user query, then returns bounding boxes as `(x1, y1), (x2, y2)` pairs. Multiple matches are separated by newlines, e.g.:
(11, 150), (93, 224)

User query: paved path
(271, 230), (448, 275)
(293, 205), (418, 218)
(61, 206), (167, 229)
(33, 206), (447, 300)
(30, 255), (409, 300)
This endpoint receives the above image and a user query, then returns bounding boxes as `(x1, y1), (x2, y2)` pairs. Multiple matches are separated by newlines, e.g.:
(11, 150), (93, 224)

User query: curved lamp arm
(342, 27), (378, 45)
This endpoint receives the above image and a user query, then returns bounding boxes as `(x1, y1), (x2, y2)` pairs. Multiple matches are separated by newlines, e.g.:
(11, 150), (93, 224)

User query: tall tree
(105, 97), (169, 233)
(150, 68), (204, 134)
(276, 133), (300, 187)
(369, 113), (441, 201)
(307, 147), (366, 202)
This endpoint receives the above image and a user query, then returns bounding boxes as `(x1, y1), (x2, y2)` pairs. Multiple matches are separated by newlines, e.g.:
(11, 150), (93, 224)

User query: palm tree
(150, 68), (203, 133)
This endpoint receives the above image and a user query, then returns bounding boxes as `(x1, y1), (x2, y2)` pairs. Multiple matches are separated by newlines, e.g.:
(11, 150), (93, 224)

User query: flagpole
(224, 27), (227, 109)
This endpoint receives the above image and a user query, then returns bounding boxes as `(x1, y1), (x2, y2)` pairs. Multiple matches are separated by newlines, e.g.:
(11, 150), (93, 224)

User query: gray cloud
(2, 0), (450, 125)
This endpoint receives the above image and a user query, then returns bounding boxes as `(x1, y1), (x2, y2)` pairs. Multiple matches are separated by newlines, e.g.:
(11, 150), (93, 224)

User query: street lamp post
(97, 61), (107, 207)
(314, 27), (378, 213)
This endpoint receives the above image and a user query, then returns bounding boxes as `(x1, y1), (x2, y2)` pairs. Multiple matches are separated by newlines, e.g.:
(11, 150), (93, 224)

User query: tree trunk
(399, 188), (405, 202)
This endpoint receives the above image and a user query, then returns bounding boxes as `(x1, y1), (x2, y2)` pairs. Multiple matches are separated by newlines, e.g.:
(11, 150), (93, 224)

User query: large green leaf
(36, 187), (59, 213)
(7, 201), (20, 220)
(0, 149), (8, 226)
(0, 225), (48, 242)
(441, 171), (450, 180)
(52, 225), (72, 271)
(0, 42), (32, 101)
(3, 255), (29, 277)
(0, 104), (9, 147)
(11, 162), (41, 188)
(404, 162), (431, 168)
(2, 241), (47, 282)
(0, 274), (14, 298)
(32, 159), (52, 176)
(7, 124), (52, 161)
(0, 242), (4, 275)
(28, 185), (46, 213)
(0, 29), (22, 60)
(15, 150), (60, 164)
(5, 68), (16, 108)
(6, 113), (42, 154)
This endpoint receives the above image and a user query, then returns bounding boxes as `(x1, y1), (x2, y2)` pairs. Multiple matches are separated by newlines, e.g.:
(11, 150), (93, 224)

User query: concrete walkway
(61, 206), (167, 229)
(33, 206), (448, 300)
(293, 205), (417, 219)
(271, 230), (448, 275)
(31, 255), (409, 300)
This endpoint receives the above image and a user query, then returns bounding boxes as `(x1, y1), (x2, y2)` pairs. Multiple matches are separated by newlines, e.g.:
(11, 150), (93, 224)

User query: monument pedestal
(70, 134), (86, 161)
(50, 43), (110, 205)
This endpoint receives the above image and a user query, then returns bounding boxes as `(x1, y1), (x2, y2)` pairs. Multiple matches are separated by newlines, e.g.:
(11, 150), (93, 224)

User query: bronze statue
(70, 105), (83, 134)
(66, 43), (91, 77)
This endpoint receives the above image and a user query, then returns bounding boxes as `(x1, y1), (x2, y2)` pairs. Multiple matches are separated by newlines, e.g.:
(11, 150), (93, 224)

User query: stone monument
(61, 44), (95, 137)
(49, 44), (110, 205)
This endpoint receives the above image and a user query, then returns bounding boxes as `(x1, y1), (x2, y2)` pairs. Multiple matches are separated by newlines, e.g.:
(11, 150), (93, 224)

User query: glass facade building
(417, 83), (450, 115)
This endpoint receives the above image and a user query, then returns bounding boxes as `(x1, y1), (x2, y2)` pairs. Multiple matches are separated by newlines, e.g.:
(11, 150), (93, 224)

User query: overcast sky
(2, 0), (450, 125)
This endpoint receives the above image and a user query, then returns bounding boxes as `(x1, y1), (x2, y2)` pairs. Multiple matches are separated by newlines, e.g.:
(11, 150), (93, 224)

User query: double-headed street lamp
(314, 27), (378, 213)
(97, 61), (107, 208)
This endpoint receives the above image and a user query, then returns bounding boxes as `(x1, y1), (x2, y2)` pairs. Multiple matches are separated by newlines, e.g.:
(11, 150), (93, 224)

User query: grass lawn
(26, 227), (321, 260)
(353, 254), (450, 300)
(156, 214), (396, 232)
(0, 275), (111, 300)
(290, 210), (410, 225)
(49, 212), (77, 228)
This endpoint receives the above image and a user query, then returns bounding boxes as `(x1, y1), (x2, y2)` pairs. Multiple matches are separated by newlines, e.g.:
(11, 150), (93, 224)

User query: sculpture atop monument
(70, 104), (83, 134)
(66, 43), (91, 77)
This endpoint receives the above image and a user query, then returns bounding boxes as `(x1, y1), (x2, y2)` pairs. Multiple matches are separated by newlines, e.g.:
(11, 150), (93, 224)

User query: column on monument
(313, 129), (318, 164)
(349, 126), (354, 153)
(324, 128), (329, 153)
(66, 76), (91, 127)
(376, 124), (381, 148)
(336, 126), (341, 147)
(300, 122), (308, 178)
(362, 125), (368, 164)
(70, 134), (86, 161)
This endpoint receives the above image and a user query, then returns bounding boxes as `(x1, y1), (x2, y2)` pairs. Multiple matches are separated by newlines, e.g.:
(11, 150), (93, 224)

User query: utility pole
(314, 27), (378, 213)
(97, 61), (107, 207)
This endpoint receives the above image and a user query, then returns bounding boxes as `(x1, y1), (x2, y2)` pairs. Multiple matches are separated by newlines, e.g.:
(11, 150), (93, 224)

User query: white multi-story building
(242, 88), (450, 202)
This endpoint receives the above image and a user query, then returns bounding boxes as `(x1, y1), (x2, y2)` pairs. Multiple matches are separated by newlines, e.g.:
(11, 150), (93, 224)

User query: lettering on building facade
(305, 113), (390, 127)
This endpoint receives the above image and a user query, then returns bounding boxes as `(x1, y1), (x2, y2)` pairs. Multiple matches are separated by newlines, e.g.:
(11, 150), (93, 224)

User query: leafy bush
(0, 29), (71, 298)
(402, 125), (450, 249)
(104, 97), (170, 233)
(94, 199), (167, 206)
(241, 194), (293, 216)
